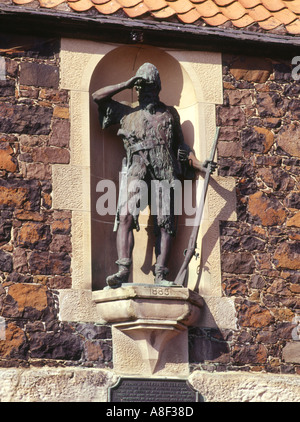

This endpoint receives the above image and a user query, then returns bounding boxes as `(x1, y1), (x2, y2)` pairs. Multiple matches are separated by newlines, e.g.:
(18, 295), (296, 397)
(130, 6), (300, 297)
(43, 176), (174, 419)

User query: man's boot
(106, 258), (132, 289)
(154, 264), (174, 286)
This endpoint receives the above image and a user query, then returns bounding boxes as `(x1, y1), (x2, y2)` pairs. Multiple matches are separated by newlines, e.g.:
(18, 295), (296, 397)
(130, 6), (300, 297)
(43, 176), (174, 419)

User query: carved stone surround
(57, 39), (237, 334)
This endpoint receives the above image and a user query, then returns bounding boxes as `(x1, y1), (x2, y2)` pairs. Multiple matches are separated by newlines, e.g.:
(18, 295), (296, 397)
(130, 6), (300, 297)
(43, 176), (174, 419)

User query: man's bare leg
(154, 227), (174, 285)
(116, 213), (135, 260)
(106, 213), (134, 288)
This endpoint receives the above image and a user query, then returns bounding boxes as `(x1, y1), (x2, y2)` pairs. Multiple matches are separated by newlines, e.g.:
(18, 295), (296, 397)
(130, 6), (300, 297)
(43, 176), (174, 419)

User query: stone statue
(93, 63), (216, 289)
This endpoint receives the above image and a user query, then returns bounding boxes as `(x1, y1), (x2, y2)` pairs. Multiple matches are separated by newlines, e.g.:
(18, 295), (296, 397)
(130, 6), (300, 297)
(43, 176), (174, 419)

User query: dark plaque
(109, 378), (199, 402)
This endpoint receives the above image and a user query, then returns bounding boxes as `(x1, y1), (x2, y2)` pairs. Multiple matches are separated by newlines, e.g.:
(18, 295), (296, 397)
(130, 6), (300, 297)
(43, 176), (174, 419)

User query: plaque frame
(108, 377), (200, 402)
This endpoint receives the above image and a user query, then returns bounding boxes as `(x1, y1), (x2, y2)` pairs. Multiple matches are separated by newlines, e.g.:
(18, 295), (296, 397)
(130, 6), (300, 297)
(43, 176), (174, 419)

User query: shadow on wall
(194, 177), (236, 293)
(189, 325), (231, 365)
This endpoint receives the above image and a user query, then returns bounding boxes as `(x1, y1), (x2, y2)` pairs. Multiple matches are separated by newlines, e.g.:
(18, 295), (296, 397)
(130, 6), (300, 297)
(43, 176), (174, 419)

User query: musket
(174, 127), (220, 287)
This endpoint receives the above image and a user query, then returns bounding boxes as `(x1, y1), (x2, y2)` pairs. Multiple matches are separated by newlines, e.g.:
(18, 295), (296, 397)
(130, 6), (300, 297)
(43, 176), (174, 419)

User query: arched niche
(89, 45), (201, 290)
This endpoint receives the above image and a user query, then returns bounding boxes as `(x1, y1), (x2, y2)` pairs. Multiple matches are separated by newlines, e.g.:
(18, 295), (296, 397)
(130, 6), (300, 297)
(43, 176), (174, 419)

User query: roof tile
(151, 5), (176, 17)
(177, 7), (201, 21)
(246, 4), (272, 21)
(166, 0), (193, 14)
(231, 12), (255, 26)
(202, 11), (229, 24)
(123, 1), (149, 15)
(9, 0), (300, 35)
(144, 0), (168, 11)
(257, 15), (283, 29)
(261, 0), (285, 12)
(39, 0), (66, 5)
(273, 7), (297, 24)
(91, 0), (112, 4)
(285, 0), (300, 14)
(214, 0), (235, 6)
(12, 0), (33, 4)
(238, 0), (261, 8)
(196, 0), (220, 17)
(286, 18), (300, 33)
(68, 0), (94, 10)
(220, 2), (247, 19)
(94, 0), (122, 12)
(117, 0), (141, 7)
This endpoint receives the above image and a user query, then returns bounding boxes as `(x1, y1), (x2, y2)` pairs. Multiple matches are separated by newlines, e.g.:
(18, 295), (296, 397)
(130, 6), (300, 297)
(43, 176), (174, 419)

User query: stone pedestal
(92, 285), (203, 377)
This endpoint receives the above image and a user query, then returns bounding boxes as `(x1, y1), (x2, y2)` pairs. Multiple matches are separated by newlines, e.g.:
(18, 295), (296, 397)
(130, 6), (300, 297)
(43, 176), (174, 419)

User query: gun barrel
(174, 127), (220, 286)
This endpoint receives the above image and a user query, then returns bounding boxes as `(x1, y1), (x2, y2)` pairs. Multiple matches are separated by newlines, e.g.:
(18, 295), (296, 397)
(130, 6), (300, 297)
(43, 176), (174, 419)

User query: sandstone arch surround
(56, 39), (237, 330)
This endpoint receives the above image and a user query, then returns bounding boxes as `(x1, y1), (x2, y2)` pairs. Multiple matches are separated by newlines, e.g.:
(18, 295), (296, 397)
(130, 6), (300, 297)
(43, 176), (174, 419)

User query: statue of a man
(93, 63), (214, 289)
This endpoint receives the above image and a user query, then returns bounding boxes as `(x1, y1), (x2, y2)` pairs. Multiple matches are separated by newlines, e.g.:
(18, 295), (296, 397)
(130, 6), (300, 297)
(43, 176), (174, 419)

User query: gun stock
(174, 127), (220, 287)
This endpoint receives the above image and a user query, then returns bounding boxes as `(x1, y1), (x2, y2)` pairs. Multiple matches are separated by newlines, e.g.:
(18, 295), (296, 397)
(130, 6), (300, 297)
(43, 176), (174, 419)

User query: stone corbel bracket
(92, 285), (203, 377)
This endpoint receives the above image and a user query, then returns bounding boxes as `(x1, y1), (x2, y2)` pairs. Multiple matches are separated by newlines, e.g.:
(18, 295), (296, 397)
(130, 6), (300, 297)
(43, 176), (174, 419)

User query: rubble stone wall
(189, 54), (300, 375)
(0, 37), (299, 396)
(0, 36), (112, 370)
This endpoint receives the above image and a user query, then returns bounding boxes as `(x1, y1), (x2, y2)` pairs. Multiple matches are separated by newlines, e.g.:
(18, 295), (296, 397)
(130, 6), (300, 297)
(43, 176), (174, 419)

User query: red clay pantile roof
(8, 0), (300, 34)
